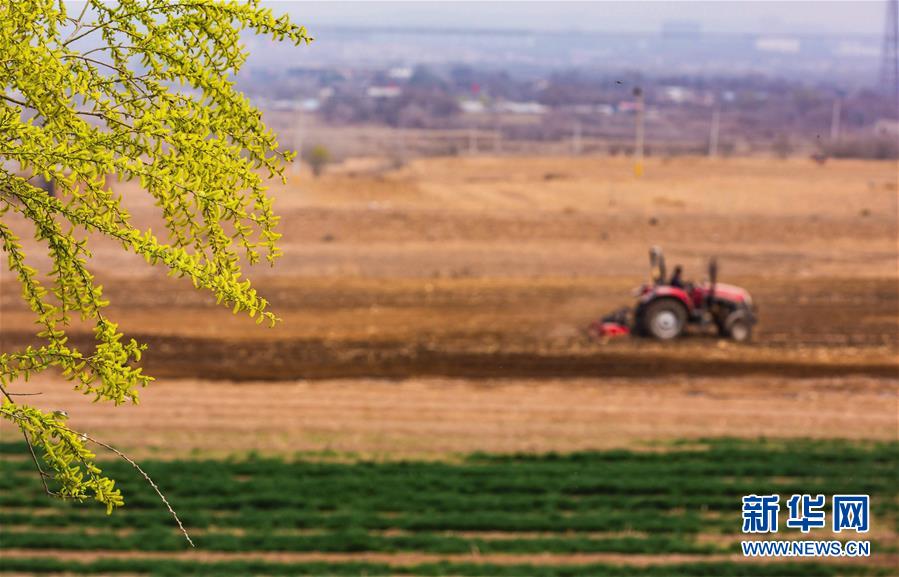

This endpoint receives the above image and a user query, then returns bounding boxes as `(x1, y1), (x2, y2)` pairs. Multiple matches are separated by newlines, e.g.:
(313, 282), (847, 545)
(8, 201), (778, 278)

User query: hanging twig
(73, 426), (195, 548)
(0, 384), (54, 495)
(0, 404), (194, 547)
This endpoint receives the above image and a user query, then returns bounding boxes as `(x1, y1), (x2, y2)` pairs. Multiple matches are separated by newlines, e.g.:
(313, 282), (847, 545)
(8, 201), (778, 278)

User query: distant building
(834, 41), (879, 58)
(495, 101), (547, 115)
(300, 98), (320, 112)
(266, 99), (317, 111)
(460, 99), (486, 114)
(367, 85), (402, 99)
(388, 67), (413, 80)
(873, 119), (899, 137)
(754, 37), (801, 54)
(663, 86), (693, 104)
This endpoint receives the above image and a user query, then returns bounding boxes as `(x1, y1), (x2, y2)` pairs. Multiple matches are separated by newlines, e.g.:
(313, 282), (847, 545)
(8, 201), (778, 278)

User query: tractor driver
(669, 265), (685, 288)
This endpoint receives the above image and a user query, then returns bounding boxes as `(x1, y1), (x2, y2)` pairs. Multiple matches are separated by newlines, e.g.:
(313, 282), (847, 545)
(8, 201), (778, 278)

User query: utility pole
(572, 120), (583, 155)
(292, 110), (303, 175)
(492, 102), (503, 154)
(633, 86), (644, 177)
(708, 106), (720, 157)
(882, 0), (899, 117)
(396, 114), (407, 163)
(830, 98), (842, 141)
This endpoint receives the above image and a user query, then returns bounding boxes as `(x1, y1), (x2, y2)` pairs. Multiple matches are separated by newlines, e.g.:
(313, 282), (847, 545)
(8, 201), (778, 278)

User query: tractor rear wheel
(642, 299), (687, 340)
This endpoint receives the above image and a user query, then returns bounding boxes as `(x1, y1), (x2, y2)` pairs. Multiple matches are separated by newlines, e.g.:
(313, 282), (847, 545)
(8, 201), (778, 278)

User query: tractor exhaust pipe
(649, 246), (666, 285)
(708, 257), (718, 304)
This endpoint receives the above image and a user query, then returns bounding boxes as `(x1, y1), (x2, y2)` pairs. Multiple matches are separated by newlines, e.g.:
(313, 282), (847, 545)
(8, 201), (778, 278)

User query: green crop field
(1, 439), (896, 576)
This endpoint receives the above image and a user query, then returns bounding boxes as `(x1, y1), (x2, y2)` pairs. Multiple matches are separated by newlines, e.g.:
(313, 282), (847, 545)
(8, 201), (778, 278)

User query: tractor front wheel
(642, 299), (687, 340)
(724, 310), (752, 342)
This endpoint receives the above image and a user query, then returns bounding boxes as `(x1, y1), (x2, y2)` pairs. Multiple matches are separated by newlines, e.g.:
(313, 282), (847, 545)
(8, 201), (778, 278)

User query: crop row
(2, 442), (895, 506)
(0, 558), (888, 577)
(0, 508), (718, 534)
(1, 438), (895, 555)
(0, 530), (722, 554)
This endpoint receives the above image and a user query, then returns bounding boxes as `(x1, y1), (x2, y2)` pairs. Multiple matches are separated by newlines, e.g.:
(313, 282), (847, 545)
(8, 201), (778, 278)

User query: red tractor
(636, 247), (756, 341)
(592, 247), (757, 342)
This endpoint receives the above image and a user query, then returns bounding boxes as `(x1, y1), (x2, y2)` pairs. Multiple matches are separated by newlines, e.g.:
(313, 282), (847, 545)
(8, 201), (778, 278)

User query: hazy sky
(274, 1), (887, 37)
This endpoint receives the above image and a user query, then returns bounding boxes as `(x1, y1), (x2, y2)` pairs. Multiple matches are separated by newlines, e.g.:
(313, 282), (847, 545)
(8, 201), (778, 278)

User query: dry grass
(2, 373), (895, 459)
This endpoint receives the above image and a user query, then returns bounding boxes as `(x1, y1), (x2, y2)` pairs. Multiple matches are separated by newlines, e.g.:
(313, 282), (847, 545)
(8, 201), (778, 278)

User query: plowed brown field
(1, 156), (897, 454)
